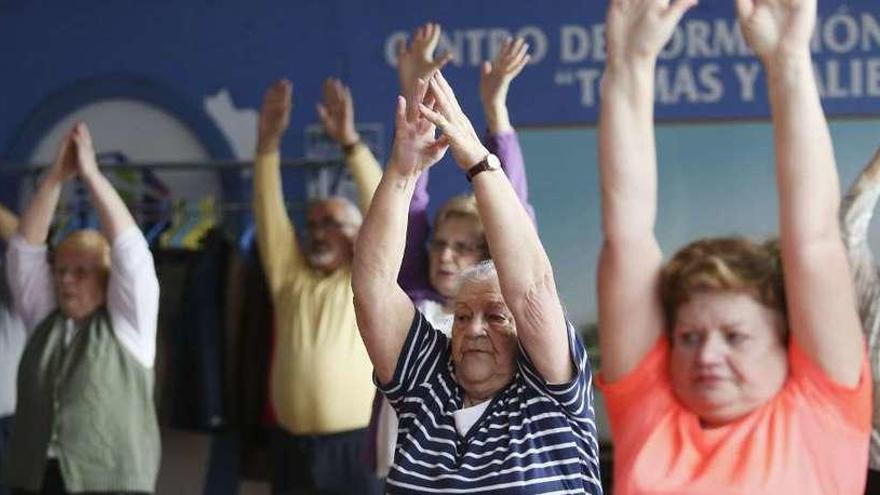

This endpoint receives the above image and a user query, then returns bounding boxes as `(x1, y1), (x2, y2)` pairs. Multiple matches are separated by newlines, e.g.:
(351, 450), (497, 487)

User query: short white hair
(309, 196), (362, 228)
(454, 260), (499, 295)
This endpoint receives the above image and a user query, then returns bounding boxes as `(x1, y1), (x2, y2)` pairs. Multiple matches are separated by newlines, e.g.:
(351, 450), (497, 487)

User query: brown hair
(660, 236), (786, 332)
(433, 194), (489, 260)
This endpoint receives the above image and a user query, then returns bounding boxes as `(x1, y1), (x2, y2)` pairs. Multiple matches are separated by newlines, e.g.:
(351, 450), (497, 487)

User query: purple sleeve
(485, 130), (536, 223)
(398, 171), (436, 302)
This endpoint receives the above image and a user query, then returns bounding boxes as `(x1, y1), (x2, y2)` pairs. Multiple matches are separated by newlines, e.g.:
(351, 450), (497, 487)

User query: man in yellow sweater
(253, 78), (382, 494)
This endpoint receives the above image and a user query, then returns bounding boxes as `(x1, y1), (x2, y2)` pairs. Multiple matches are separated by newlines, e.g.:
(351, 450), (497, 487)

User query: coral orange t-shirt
(597, 337), (872, 495)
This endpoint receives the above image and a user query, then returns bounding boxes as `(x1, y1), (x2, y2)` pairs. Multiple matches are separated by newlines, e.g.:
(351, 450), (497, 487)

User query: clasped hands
(47, 122), (102, 185)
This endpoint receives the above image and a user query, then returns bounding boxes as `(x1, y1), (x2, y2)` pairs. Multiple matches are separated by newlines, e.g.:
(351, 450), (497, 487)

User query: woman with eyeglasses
(396, 24), (535, 330)
(3, 123), (160, 495)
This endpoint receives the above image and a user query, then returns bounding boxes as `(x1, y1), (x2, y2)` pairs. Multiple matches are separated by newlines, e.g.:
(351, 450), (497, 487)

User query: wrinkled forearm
(354, 167), (419, 297)
(485, 130), (535, 223)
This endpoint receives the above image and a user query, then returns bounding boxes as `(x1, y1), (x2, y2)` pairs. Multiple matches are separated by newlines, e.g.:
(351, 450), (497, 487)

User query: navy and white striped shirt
(377, 311), (603, 494)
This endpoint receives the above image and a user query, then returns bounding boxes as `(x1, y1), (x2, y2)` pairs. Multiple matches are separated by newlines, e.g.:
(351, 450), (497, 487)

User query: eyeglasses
(428, 239), (484, 256)
(306, 217), (353, 233)
(52, 265), (102, 279)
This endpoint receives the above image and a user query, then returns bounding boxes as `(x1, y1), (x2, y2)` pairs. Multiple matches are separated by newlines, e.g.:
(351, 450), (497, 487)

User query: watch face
(486, 154), (501, 170)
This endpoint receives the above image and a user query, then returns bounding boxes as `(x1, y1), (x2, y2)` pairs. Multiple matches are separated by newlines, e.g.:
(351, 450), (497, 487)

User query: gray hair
(454, 260), (499, 295)
(309, 196), (363, 228)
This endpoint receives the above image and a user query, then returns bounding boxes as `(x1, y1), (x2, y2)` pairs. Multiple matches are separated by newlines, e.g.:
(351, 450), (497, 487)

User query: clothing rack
(1, 158), (349, 250)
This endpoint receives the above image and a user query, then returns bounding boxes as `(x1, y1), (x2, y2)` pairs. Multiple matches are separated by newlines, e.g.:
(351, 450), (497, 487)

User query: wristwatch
(466, 154), (501, 182)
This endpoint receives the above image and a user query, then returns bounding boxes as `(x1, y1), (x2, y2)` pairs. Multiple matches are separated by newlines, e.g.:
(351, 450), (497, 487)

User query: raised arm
(352, 79), (448, 384)
(597, 0), (695, 381)
(738, 0), (863, 385)
(841, 148), (880, 325)
(253, 79), (301, 294)
(71, 123), (137, 241)
(70, 123), (159, 365)
(316, 77), (381, 213)
(420, 72), (570, 383)
(18, 130), (77, 246)
(395, 23), (453, 299)
(8, 129), (78, 328)
(480, 37), (535, 222)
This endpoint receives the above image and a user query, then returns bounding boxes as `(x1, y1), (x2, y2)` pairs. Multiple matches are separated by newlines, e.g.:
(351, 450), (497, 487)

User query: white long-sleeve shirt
(840, 172), (880, 471)
(4, 227), (159, 368)
(0, 259), (26, 418)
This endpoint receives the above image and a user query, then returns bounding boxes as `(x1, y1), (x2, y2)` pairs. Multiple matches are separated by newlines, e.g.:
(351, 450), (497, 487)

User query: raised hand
(736, 0), (815, 63)
(389, 77), (448, 177)
(397, 22), (454, 95)
(605, 0), (698, 64)
(47, 128), (78, 184)
(316, 77), (360, 147)
(480, 38), (530, 112)
(257, 79), (293, 154)
(71, 122), (100, 179)
(480, 37), (530, 134)
(419, 72), (490, 171)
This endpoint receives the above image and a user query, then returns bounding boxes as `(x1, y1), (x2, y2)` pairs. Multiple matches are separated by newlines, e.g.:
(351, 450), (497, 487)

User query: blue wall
(522, 119), (880, 325)
(1, 0), (879, 326)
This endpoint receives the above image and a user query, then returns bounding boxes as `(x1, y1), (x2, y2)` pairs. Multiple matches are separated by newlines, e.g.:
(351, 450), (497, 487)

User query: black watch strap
(466, 158), (493, 182)
(341, 141), (361, 155)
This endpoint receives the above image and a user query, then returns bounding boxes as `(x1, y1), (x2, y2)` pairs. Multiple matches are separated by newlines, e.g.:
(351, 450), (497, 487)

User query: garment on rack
(232, 245), (276, 480)
(159, 198), (218, 251)
(0, 415), (12, 495)
(164, 228), (230, 430)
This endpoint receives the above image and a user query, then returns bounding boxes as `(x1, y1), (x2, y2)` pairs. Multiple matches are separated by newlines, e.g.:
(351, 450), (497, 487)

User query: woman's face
(429, 216), (485, 299)
(52, 245), (108, 323)
(669, 291), (788, 427)
(451, 277), (518, 400)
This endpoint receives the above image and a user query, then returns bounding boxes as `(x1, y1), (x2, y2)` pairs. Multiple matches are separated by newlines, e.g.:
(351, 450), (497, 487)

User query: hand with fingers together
(419, 72), (490, 171)
(605, 0), (698, 65)
(257, 79), (293, 155)
(390, 77), (449, 177)
(397, 22), (454, 96)
(480, 37), (530, 134)
(47, 129), (79, 185)
(317, 77), (360, 148)
(70, 122), (101, 180)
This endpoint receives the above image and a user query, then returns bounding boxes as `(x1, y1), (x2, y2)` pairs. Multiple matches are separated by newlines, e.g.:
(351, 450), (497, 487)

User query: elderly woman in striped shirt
(351, 72), (603, 494)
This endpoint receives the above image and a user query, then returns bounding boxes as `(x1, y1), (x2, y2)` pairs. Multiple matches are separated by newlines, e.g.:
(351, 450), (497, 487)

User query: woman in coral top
(595, 0), (872, 494)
